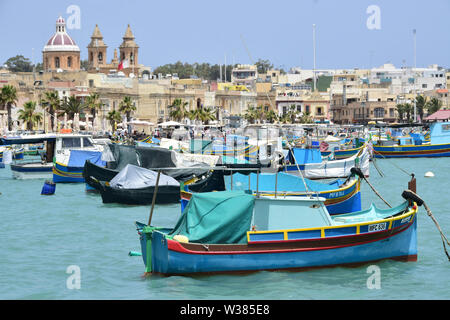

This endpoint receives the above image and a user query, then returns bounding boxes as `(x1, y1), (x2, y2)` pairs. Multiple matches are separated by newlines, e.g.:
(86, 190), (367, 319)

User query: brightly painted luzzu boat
(373, 122), (450, 158)
(53, 149), (105, 183)
(135, 189), (420, 276)
(179, 168), (362, 215)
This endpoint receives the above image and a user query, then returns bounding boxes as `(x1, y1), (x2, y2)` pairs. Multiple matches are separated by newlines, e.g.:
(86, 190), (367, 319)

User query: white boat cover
(174, 152), (220, 167)
(109, 164), (180, 189)
(299, 144), (370, 179)
(159, 138), (189, 151)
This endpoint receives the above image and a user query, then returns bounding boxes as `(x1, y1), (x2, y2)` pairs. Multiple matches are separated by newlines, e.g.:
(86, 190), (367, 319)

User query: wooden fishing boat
(135, 188), (420, 276)
(373, 122), (450, 158)
(53, 149), (104, 183)
(181, 170), (362, 215)
(97, 164), (181, 205)
(284, 144), (370, 179)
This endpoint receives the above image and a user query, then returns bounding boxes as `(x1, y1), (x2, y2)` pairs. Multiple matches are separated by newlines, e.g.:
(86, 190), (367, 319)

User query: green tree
(403, 103), (413, 123)
(299, 112), (313, 124)
(107, 110), (122, 131)
(288, 105), (297, 123)
(4, 55), (33, 72)
(426, 97), (442, 115)
(414, 95), (427, 123)
(41, 90), (61, 131)
(255, 59), (274, 74)
(265, 109), (278, 123)
(60, 95), (85, 120)
(244, 105), (258, 124)
(85, 93), (102, 125)
(119, 96), (136, 134)
(168, 98), (188, 121)
(18, 101), (42, 131)
(396, 103), (406, 122)
(80, 60), (89, 71)
(0, 85), (18, 131)
(198, 107), (216, 125)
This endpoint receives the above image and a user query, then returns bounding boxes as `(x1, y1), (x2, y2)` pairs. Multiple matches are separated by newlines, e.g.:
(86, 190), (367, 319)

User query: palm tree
(168, 98), (188, 122)
(198, 107), (216, 125)
(18, 101), (42, 131)
(119, 96), (136, 134)
(244, 106), (258, 124)
(187, 109), (198, 123)
(107, 110), (122, 131)
(288, 105), (297, 124)
(415, 95), (427, 123)
(298, 112), (313, 124)
(255, 105), (265, 123)
(426, 97), (442, 115)
(403, 103), (413, 123)
(265, 110), (278, 123)
(0, 85), (18, 131)
(396, 103), (406, 122)
(41, 90), (61, 132)
(60, 95), (85, 121)
(85, 92), (102, 126)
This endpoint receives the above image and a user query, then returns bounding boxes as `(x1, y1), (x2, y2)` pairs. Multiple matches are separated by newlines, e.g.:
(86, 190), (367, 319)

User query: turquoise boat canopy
(224, 172), (342, 193)
(169, 191), (254, 244)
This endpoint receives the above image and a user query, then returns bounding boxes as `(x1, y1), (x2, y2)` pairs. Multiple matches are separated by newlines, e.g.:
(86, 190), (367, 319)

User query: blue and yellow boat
(373, 122), (450, 158)
(136, 189), (419, 276)
(53, 149), (105, 183)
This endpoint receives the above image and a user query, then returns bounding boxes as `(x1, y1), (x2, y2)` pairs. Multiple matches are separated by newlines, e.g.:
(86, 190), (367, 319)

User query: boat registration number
(368, 222), (387, 232)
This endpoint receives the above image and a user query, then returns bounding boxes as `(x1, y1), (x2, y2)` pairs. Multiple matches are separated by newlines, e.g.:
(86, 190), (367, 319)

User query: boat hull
(99, 182), (181, 205)
(52, 162), (85, 183)
(373, 143), (450, 158)
(10, 162), (53, 180)
(142, 215), (417, 275)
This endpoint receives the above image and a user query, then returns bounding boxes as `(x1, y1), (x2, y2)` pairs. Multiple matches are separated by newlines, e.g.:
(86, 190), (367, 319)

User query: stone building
(42, 16), (80, 72)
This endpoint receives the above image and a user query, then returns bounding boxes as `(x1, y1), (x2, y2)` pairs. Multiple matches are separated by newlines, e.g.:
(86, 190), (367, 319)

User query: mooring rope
(371, 147), (413, 177)
(404, 189), (450, 261)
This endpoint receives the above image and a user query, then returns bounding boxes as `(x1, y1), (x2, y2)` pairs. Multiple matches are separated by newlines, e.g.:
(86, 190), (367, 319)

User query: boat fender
(350, 167), (364, 179)
(401, 190), (424, 206)
(173, 235), (189, 243)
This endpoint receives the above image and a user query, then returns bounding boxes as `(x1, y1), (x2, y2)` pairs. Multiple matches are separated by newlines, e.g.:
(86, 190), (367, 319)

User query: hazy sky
(0, 0), (449, 71)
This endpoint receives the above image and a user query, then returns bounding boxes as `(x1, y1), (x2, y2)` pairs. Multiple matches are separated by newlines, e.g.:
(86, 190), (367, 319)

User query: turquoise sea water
(0, 157), (449, 300)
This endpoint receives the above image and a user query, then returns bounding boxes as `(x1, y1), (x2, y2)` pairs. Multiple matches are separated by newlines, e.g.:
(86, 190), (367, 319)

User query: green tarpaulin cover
(170, 191), (255, 244)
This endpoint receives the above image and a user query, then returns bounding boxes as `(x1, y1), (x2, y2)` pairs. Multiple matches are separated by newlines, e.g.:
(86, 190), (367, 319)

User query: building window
(317, 107), (322, 115)
(389, 108), (395, 117)
(98, 52), (103, 62)
(422, 84), (427, 88)
(305, 105), (310, 113)
(67, 57), (72, 68)
(374, 108), (384, 118)
(55, 57), (60, 68)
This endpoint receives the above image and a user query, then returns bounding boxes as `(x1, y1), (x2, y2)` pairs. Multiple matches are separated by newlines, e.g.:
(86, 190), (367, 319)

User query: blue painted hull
(143, 217), (417, 275)
(52, 162), (85, 183)
(373, 143), (450, 158)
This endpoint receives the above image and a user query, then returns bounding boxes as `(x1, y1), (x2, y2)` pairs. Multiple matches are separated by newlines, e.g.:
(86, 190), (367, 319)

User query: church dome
(43, 16), (80, 52)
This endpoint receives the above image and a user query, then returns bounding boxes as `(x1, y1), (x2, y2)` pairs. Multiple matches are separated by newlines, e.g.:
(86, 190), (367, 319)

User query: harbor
(0, 0), (449, 305)
(0, 154), (449, 299)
